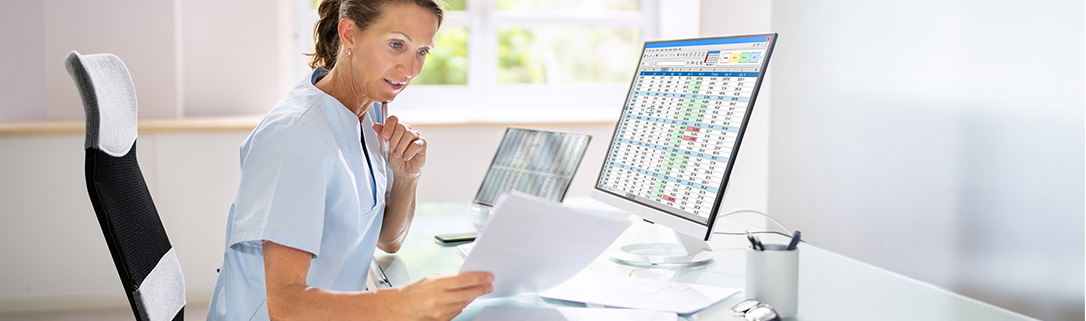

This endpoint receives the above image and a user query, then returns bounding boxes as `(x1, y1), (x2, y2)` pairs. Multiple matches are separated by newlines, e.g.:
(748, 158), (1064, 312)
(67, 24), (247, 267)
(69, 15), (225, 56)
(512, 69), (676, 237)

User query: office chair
(65, 51), (185, 321)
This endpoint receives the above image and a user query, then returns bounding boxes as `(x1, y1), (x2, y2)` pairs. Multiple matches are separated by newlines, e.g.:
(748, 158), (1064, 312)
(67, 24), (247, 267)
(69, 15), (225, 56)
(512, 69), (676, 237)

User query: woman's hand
(372, 115), (426, 179)
(388, 271), (495, 321)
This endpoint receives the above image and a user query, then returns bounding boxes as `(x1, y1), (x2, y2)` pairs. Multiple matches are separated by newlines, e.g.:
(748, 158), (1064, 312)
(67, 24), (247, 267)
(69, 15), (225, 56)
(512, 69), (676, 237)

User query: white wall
(752, 0), (1084, 320)
(44, 0), (181, 119)
(180, 0), (294, 117)
(0, 0), (295, 122)
(0, 0), (46, 121)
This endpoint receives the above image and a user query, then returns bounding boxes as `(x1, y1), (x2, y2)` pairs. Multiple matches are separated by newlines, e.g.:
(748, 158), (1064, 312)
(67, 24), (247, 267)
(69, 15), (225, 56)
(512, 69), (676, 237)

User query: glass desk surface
(375, 202), (1036, 321)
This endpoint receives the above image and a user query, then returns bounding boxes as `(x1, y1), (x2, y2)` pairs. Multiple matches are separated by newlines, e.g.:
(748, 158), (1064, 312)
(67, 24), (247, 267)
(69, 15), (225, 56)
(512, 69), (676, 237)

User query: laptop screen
(473, 128), (592, 207)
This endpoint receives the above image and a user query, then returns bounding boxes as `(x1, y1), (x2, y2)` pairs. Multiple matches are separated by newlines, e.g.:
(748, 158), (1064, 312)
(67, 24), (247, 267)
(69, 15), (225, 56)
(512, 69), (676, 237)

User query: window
(295, 0), (683, 123)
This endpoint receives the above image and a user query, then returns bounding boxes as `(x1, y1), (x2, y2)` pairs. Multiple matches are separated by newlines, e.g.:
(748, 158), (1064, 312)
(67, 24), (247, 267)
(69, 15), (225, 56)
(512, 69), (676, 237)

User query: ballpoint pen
(746, 231), (764, 251)
(786, 230), (802, 251)
(380, 102), (390, 162)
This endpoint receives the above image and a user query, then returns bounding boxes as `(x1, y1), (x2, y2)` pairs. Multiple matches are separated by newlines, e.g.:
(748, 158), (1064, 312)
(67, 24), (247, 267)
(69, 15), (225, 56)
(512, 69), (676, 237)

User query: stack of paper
(472, 306), (676, 321)
(539, 271), (740, 314)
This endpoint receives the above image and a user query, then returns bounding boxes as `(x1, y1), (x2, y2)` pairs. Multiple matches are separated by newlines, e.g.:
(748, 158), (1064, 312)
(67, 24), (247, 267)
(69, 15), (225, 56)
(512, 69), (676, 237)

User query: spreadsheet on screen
(596, 35), (774, 224)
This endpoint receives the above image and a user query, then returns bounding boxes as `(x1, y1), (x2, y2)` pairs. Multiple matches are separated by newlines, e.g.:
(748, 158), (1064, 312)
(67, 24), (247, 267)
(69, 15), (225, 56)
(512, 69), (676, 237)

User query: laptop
(472, 127), (592, 209)
(440, 128), (592, 253)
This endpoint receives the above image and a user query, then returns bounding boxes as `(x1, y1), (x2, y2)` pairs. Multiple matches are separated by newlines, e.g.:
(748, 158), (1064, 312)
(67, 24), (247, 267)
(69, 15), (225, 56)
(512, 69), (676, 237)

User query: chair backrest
(65, 51), (185, 321)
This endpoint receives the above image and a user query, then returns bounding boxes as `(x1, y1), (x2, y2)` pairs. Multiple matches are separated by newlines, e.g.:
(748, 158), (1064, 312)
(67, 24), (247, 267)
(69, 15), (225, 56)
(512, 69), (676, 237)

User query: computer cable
(712, 209), (801, 241)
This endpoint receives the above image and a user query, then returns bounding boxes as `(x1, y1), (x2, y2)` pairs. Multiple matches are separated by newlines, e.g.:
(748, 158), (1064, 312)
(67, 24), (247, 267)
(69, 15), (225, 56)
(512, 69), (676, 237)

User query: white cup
(745, 244), (799, 318)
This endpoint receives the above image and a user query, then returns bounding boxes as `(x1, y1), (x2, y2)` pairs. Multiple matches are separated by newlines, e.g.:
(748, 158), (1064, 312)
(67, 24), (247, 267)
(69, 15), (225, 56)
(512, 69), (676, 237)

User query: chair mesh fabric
(84, 145), (176, 301)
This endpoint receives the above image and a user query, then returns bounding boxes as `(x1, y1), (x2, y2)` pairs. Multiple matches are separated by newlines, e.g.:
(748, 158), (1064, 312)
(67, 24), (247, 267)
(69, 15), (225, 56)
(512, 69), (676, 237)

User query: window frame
(293, 0), (695, 123)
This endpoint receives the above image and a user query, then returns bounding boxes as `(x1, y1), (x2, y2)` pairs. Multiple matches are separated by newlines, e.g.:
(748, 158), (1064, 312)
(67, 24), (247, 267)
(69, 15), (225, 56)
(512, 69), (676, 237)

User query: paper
(472, 306), (676, 321)
(459, 192), (631, 298)
(539, 271), (740, 314)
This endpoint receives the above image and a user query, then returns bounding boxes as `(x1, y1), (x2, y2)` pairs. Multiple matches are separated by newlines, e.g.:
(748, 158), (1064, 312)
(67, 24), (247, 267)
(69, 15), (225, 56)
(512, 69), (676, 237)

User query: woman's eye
(389, 41), (403, 50)
(417, 48), (430, 56)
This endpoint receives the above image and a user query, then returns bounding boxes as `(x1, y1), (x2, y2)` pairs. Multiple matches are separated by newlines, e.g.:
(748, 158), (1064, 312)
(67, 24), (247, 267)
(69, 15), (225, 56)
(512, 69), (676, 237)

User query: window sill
(0, 116), (263, 137)
(0, 109), (619, 136)
(391, 107), (619, 126)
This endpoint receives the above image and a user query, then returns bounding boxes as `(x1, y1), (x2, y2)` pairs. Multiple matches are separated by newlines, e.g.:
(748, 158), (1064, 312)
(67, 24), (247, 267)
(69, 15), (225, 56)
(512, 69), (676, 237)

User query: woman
(207, 0), (494, 320)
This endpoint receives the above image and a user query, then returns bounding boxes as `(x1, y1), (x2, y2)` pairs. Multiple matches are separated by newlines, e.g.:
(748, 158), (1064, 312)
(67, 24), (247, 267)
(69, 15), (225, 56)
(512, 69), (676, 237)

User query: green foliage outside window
(498, 27), (640, 84)
(497, 29), (545, 84)
(414, 27), (469, 85)
(443, 0), (466, 11)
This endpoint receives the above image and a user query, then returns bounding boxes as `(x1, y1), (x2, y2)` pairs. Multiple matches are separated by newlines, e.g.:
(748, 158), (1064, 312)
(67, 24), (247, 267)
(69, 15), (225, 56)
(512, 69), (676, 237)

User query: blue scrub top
(207, 68), (392, 320)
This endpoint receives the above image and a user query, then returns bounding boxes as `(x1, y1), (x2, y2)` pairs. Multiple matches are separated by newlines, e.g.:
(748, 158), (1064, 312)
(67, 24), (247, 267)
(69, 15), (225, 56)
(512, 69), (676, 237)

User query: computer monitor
(592, 33), (777, 264)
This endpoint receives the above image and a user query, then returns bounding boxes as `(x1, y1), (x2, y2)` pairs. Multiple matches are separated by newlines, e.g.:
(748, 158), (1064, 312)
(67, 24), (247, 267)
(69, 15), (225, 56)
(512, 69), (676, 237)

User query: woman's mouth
(384, 79), (405, 91)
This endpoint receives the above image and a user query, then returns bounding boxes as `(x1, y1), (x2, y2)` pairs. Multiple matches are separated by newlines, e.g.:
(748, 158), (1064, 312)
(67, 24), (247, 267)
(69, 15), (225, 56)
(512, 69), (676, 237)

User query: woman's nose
(399, 56), (419, 80)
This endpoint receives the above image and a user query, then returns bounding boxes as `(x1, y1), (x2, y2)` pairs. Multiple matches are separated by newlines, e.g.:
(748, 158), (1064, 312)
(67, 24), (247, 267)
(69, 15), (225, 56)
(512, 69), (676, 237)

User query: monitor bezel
(592, 33), (778, 241)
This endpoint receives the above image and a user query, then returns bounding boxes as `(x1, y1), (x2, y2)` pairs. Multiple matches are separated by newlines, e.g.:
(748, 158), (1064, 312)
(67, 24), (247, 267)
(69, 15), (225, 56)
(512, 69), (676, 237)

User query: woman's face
(345, 3), (438, 103)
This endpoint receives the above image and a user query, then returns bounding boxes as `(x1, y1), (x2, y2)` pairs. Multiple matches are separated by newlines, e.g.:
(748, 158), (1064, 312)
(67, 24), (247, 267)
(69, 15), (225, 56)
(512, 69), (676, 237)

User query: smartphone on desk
(435, 231), (477, 244)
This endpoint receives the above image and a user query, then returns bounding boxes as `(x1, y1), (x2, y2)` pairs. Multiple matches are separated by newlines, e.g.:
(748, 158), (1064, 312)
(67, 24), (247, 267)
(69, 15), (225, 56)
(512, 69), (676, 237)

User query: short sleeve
(228, 116), (335, 258)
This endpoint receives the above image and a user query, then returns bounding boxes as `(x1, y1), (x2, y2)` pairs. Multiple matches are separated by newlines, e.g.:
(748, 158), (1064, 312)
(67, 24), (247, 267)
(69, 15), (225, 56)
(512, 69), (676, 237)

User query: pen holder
(745, 244), (799, 318)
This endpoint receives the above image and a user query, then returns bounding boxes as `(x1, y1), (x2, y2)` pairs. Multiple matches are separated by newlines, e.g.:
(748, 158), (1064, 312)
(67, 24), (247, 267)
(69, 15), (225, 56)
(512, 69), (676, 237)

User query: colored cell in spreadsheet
(739, 52), (751, 63)
(730, 52), (741, 63)
(718, 52), (732, 64)
(749, 52), (762, 63)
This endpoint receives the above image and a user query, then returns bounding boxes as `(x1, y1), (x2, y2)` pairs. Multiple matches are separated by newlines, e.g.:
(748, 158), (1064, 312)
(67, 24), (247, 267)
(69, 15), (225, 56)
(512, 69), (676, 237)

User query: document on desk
(472, 306), (676, 321)
(539, 271), (740, 314)
(460, 192), (631, 298)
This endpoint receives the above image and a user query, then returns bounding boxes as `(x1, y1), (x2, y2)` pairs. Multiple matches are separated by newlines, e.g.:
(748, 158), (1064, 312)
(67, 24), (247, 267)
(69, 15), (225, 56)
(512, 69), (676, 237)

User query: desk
(376, 202), (1037, 321)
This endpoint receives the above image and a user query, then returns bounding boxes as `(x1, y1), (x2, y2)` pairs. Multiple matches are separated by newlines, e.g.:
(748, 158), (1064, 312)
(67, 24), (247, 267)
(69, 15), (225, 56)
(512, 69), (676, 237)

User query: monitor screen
(595, 34), (776, 237)
(474, 128), (592, 207)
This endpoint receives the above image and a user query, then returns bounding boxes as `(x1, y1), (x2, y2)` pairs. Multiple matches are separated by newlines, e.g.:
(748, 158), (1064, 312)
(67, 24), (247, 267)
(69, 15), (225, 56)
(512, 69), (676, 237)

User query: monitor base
(610, 231), (714, 266)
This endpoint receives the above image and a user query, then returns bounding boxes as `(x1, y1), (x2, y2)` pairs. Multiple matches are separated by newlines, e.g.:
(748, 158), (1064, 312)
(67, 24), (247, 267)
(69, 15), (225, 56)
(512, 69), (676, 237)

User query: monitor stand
(611, 231), (714, 265)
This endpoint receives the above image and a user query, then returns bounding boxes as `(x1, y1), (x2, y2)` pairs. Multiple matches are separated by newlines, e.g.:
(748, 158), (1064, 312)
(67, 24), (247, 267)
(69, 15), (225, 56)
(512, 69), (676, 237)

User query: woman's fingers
(401, 138), (426, 161)
(399, 272), (494, 321)
(435, 271), (494, 291)
(380, 115), (399, 140)
(373, 115), (425, 160)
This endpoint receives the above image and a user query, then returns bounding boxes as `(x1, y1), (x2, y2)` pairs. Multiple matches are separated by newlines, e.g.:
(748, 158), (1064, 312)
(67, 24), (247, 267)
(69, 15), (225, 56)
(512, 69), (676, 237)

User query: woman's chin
(374, 91), (404, 104)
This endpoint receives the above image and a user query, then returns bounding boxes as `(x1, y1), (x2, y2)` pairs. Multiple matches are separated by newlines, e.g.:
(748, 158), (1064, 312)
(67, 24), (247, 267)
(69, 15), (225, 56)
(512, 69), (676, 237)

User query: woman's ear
(337, 18), (356, 52)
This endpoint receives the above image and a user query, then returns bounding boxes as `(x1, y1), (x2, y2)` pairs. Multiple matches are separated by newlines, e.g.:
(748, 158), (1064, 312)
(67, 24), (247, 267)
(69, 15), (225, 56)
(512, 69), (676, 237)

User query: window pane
(496, 0), (639, 11)
(414, 26), (468, 85)
(498, 26), (641, 84)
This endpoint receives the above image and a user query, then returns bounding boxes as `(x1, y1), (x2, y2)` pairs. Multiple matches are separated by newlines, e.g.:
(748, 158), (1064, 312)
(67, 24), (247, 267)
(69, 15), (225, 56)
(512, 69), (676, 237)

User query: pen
(786, 230), (802, 251)
(379, 102), (390, 162)
(746, 231), (764, 251)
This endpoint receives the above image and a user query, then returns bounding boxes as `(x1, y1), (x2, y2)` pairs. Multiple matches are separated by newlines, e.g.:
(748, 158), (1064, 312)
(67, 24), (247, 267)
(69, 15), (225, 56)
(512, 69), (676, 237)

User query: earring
(346, 51), (352, 57)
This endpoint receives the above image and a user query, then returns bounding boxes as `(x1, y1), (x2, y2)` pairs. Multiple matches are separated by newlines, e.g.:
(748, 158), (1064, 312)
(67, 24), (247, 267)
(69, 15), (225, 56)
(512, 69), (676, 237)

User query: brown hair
(308, 0), (445, 70)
